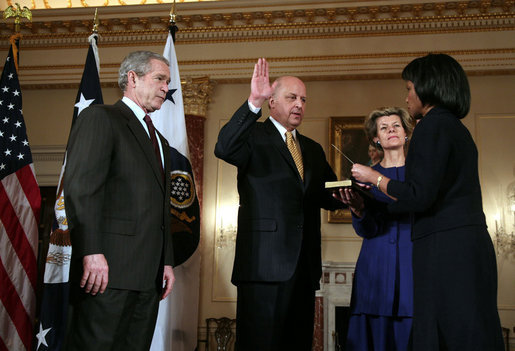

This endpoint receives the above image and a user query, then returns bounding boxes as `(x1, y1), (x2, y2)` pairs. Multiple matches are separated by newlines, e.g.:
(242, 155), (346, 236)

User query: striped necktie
(285, 131), (304, 181)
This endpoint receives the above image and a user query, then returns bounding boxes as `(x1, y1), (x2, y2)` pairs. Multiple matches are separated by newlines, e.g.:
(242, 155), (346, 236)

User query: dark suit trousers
(65, 286), (160, 351)
(235, 241), (316, 351)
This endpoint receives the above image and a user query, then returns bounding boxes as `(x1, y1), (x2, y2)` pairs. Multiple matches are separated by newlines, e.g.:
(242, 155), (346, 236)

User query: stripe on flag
(0, 36), (41, 351)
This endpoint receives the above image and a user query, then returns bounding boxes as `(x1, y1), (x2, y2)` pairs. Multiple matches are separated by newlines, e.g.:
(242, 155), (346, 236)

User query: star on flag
(165, 88), (177, 104)
(74, 92), (96, 116)
(35, 323), (52, 350)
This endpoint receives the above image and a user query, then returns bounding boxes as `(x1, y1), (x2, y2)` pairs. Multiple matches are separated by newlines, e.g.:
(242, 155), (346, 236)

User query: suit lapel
(264, 118), (304, 185)
(115, 100), (165, 192)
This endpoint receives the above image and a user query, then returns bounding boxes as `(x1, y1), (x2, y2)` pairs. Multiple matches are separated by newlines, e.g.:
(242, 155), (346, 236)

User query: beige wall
(23, 87), (122, 146)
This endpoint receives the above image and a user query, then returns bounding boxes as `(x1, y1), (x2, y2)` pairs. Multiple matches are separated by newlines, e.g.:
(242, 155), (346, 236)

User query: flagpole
(169, 0), (178, 43)
(92, 8), (99, 34)
(88, 9), (101, 75)
(3, 4), (32, 72)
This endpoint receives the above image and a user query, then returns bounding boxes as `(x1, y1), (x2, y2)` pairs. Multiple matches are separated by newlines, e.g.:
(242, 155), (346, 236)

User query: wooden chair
(205, 317), (236, 351)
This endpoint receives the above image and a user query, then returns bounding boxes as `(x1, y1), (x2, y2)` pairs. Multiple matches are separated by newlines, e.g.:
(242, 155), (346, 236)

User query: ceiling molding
(18, 67), (515, 90)
(1, 0), (513, 84)
(1, 1), (513, 47)
(16, 48), (515, 69)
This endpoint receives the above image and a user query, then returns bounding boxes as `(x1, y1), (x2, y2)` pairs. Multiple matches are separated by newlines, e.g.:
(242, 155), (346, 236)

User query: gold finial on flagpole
(3, 3), (32, 33)
(169, 0), (176, 25)
(92, 8), (99, 33)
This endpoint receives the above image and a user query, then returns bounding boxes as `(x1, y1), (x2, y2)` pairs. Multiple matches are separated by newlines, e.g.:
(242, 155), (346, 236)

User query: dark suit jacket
(387, 106), (486, 239)
(64, 100), (173, 291)
(214, 101), (344, 287)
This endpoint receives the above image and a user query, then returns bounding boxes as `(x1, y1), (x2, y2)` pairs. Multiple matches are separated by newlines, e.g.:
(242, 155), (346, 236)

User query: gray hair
(118, 51), (169, 91)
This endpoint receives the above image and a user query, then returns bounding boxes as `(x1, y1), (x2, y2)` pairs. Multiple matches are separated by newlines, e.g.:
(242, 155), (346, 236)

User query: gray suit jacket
(64, 100), (173, 291)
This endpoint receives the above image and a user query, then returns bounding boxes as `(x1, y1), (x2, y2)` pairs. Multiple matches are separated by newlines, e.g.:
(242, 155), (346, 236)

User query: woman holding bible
(351, 54), (504, 351)
(339, 106), (414, 351)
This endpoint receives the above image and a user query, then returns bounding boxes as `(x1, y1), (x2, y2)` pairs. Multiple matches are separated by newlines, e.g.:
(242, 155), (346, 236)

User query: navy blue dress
(346, 164), (413, 351)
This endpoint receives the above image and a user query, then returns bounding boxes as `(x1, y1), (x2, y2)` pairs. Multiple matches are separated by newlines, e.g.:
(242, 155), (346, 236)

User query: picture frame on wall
(328, 116), (370, 223)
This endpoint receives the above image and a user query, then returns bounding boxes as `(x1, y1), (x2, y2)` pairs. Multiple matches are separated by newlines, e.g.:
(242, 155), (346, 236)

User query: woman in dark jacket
(351, 54), (504, 351)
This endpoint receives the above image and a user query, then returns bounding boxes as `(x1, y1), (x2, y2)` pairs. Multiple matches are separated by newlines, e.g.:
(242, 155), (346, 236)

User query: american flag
(36, 33), (103, 351)
(0, 37), (41, 351)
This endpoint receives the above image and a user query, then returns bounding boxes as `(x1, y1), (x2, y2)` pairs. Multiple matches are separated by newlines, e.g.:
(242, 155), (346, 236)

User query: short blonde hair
(364, 107), (414, 150)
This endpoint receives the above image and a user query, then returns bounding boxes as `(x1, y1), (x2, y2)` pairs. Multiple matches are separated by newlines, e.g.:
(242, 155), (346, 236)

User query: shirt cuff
(248, 100), (261, 114)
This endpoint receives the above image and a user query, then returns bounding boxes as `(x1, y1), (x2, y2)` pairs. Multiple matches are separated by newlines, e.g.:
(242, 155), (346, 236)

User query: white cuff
(248, 100), (261, 114)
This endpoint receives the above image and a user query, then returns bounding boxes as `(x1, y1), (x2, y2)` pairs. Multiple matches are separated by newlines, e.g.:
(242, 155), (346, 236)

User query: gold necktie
(286, 131), (304, 181)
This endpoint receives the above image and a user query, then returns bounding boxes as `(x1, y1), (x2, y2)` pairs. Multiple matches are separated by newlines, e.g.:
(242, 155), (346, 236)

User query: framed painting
(328, 116), (370, 223)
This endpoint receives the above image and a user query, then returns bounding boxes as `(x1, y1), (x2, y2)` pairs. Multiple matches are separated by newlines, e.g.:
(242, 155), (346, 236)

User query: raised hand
(248, 58), (274, 108)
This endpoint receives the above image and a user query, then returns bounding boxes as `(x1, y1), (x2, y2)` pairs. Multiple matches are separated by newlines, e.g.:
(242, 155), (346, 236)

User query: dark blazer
(215, 101), (344, 286)
(64, 100), (173, 291)
(387, 107), (486, 238)
(384, 106), (503, 350)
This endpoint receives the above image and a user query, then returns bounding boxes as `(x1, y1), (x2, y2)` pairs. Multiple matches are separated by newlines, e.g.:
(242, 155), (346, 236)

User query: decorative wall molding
(31, 145), (65, 186)
(16, 49), (515, 89)
(31, 144), (66, 160)
(1, 1), (513, 46)
(182, 76), (215, 117)
(1, 0), (513, 83)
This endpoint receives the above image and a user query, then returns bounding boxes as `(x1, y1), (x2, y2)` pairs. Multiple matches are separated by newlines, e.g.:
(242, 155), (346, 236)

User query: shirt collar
(269, 116), (297, 142)
(122, 96), (146, 120)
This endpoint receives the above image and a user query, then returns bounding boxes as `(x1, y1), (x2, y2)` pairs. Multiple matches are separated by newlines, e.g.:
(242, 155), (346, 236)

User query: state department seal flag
(150, 30), (201, 351)
(0, 35), (41, 351)
(36, 33), (103, 351)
